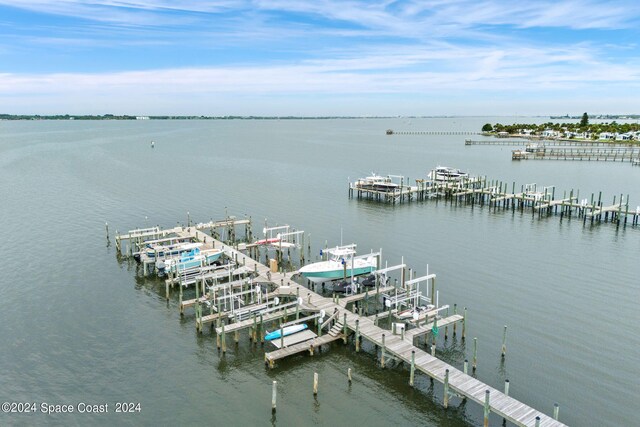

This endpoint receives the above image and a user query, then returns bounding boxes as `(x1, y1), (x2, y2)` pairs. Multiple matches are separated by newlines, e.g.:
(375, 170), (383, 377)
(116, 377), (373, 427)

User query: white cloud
(0, 1), (639, 114)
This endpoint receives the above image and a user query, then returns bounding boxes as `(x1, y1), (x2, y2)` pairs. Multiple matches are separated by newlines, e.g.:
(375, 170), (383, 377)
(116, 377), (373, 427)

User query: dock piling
(501, 325), (507, 358)
(313, 372), (318, 395)
(272, 381), (277, 413)
(444, 369), (450, 408)
(484, 390), (490, 427)
(462, 307), (467, 340)
(473, 337), (477, 372)
(381, 334), (386, 368)
(409, 350), (415, 386)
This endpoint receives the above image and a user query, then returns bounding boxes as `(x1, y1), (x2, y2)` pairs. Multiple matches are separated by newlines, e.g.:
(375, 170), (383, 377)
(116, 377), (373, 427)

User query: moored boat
(158, 247), (223, 274)
(428, 166), (468, 182)
(354, 174), (399, 192)
(397, 304), (435, 320)
(138, 241), (203, 262)
(299, 244), (376, 284)
(264, 324), (308, 341)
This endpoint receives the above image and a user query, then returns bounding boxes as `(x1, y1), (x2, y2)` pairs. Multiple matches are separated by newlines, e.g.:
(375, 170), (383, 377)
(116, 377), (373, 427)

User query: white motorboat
(354, 174), (399, 192)
(428, 166), (468, 182)
(299, 244), (377, 284)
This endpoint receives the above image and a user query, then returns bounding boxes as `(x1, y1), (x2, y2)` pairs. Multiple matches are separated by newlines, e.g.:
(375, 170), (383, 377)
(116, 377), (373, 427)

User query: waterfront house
(599, 132), (616, 140)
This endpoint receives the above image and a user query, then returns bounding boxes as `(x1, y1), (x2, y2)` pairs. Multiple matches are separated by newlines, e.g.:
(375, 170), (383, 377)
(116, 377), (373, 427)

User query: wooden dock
(387, 130), (479, 135)
(466, 138), (638, 148)
(112, 219), (568, 426)
(169, 227), (567, 427)
(512, 147), (640, 162)
(349, 174), (640, 227)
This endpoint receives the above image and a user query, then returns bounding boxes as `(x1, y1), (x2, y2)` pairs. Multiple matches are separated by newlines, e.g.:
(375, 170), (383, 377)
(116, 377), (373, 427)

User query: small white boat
(428, 166), (468, 182)
(146, 242), (202, 259)
(158, 247), (223, 273)
(355, 174), (399, 192)
(265, 324), (308, 341)
(299, 244), (376, 284)
(253, 237), (281, 246)
(397, 305), (435, 320)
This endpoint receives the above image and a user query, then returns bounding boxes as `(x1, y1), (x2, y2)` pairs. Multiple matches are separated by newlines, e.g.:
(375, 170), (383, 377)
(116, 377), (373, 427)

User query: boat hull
(301, 265), (375, 283)
(265, 324), (308, 341)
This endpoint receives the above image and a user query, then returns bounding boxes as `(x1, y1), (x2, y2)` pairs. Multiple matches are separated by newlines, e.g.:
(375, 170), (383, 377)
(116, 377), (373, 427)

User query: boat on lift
(158, 247), (223, 274)
(397, 304), (435, 320)
(133, 240), (201, 262)
(298, 244), (377, 284)
(354, 173), (399, 192)
(428, 166), (468, 182)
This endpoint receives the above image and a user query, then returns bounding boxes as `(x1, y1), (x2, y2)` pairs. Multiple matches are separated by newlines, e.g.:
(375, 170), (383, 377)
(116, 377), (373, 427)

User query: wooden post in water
(463, 359), (468, 374)
(348, 368), (352, 384)
(501, 325), (507, 358)
(483, 390), (490, 427)
(252, 313), (257, 343)
(221, 322), (226, 353)
(355, 319), (360, 352)
(444, 306), (449, 339)
(452, 304), (457, 336)
(409, 350), (415, 386)
(443, 369), (450, 408)
(535, 416), (541, 427)
(381, 334), (386, 368)
(271, 381), (277, 413)
(432, 315), (438, 347)
(431, 277), (436, 310)
(504, 379), (510, 396)
(473, 337), (477, 372)
(343, 312), (348, 344)
(260, 313), (264, 344)
(462, 307), (467, 340)
(313, 372), (318, 395)
(554, 403), (560, 420)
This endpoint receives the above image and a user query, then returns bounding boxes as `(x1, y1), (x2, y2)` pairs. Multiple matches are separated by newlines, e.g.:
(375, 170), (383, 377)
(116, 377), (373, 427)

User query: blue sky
(0, 0), (639, 115)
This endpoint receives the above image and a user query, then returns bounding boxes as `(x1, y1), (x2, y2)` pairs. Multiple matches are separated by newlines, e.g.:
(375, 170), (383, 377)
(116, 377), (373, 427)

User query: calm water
(0, 118), (638, 426)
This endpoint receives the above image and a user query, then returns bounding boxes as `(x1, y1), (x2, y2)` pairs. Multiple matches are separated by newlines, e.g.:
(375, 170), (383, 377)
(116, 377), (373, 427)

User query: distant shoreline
(1, 114), (638, 121)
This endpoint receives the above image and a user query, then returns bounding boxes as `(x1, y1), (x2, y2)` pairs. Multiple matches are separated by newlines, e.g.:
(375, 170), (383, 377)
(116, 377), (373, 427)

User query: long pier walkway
(466, 138), (638, 148)
(175, 227), (565, 427)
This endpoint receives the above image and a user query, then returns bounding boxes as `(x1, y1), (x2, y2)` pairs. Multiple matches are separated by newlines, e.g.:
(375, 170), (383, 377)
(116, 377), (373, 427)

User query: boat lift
(524, 183), (555, 201)
(206, 278), (263, 315)
(382, 272), (443, 319)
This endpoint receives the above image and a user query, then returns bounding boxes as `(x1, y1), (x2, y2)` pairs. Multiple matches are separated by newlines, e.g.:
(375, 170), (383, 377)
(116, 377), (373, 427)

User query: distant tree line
(481, 120), (640, 138)
(0, 114), (393, 120)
